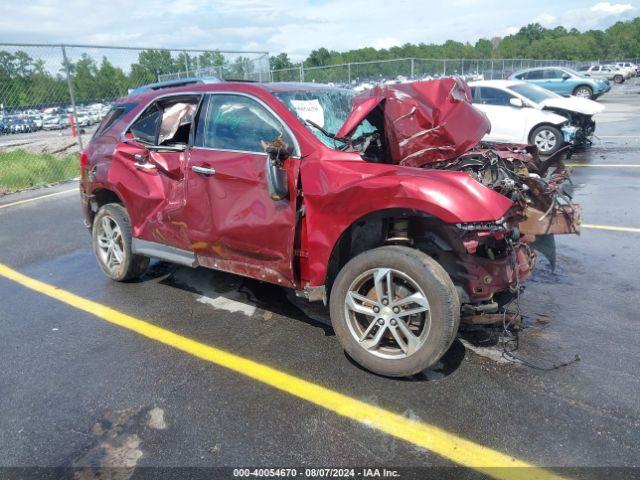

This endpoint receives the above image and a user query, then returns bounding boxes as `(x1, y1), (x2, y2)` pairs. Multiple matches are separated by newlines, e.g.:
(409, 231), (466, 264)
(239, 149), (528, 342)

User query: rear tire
(613, 75), (624, 84)
(530, 124), (564, 155)
(92, 203), (149, 281)
(329, 246), (460, 377)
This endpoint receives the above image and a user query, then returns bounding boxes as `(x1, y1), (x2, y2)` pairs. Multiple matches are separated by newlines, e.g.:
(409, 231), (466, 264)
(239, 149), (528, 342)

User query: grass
(0, 149), (79, 194)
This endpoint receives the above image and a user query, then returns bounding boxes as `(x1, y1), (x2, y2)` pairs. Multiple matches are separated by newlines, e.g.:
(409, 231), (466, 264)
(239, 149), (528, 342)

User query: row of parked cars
(0, 103), (111, 135)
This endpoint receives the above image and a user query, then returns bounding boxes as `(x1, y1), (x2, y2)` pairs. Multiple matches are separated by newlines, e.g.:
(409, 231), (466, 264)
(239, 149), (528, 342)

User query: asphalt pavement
(0, 81), (639, 480)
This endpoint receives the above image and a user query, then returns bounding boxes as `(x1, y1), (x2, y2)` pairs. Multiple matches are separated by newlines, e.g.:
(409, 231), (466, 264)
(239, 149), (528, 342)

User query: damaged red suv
(81, 77), (580, 377)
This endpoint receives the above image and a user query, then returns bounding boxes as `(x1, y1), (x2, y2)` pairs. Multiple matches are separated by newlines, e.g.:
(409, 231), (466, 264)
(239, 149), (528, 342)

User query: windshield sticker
(290, 99), (325, 128)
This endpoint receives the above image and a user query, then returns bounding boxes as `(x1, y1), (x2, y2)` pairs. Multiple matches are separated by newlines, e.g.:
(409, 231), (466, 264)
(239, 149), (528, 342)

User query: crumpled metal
(337, 78), (491, 167)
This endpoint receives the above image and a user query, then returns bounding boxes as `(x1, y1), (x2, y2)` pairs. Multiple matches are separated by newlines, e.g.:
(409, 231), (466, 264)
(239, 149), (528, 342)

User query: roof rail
(127, 76), (222, 96)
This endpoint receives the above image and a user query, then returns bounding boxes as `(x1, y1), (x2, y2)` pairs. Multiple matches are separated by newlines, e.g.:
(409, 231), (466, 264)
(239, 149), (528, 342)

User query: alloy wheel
(95, 215), (125, 275)
(575, 87), (591, 98)
(534, 129), (557, 153)
(344, 268), (431, 359)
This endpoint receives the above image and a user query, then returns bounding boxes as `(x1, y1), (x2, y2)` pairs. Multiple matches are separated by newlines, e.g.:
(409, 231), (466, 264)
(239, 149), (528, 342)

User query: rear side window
(130, 105), (161, 144)
(198, 94), (291, 153)
(525, 70), (543, 80)
(92, 103), (135, 139)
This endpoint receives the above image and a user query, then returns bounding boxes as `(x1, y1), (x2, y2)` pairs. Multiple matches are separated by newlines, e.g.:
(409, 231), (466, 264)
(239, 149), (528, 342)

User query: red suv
(81, 77), (579, 377)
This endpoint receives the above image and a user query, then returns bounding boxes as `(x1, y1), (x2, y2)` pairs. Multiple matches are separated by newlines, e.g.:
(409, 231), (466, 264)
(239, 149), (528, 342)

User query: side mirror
(509, 97), (524, 108)
(562, 73), (570, 80)
(264, 141), (291, 201)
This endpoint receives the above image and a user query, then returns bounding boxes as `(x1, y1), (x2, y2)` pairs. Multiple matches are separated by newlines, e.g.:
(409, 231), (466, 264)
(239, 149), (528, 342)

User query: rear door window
(525, 69), (543, 80)
(478, 87), (513, 106)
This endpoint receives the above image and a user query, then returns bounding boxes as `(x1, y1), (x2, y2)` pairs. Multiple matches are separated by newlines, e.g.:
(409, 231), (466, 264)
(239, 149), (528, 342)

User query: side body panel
(298, 151), (514, 287)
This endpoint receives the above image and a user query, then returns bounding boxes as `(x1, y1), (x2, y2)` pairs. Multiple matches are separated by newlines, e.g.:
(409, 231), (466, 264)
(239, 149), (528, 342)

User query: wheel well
(573, 84), (592, 93)
(88, 188), (123, 227)
(325, 209), (450, 296)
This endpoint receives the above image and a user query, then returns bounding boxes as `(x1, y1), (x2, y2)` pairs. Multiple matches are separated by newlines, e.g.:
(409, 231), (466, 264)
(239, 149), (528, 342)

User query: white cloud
(0, 0), (637, 59)
(371, 37), (402, 50)
(590, 2), (634, 14)
(534, 13), (557, 26)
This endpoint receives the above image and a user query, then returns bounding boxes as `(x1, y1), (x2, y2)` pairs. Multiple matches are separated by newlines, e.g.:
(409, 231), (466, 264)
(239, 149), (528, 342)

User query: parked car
(43, 115), (63, 130)
(469, 80), (604, 154)
(80, 78), (579, 377)
(508, 66), (610, 99)
(614, 62), (637, 77)
(7, 118), (34, 134)
(577, 64), (629, 84)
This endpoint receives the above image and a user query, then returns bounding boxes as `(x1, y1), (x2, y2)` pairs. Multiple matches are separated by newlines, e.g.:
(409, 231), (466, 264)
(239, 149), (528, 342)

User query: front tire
(530, 124), (564, 155)
(329, 246), (460, 377)
(573, 85), (593, 99)
(92, 203), (149, 281)
(613, 75), (624, 84)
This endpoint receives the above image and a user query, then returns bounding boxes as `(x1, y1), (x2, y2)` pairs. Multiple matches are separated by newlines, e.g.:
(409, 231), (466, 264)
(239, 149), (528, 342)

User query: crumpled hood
(538, 96), (605, 116)
(336, 78), (491, 167)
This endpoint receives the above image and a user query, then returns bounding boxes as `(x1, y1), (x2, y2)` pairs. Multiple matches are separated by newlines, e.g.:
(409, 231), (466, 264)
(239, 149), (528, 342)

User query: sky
(0, 0), (637, 60)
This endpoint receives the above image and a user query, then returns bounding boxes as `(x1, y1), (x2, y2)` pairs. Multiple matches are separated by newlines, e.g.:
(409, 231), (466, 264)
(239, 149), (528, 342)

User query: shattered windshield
(274, 88), (376, 147)
(510, 83), (560, 104)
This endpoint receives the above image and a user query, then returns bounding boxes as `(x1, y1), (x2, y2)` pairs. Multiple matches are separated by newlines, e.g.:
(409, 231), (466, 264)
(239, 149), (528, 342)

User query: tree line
(270, 17), (640, 70)
(0, 49), (258, 108)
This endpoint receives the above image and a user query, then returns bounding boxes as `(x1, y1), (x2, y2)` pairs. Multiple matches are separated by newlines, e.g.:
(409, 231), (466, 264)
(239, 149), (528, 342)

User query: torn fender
(299, 157), (514, 286)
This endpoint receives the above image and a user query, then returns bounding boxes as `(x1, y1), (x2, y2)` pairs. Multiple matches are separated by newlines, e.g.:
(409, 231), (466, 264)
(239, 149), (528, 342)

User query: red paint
(337, 78), (490, 167)
(81, 79), (553, 302)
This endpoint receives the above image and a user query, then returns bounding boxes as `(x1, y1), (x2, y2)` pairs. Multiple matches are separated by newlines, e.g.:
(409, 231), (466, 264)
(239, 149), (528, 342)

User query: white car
(615, 62), (637, 77)
(469, 80), (604, 155)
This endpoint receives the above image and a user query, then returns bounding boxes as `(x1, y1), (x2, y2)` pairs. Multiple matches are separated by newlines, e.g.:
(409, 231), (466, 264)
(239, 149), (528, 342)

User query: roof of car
(511, 66), (569, 73)
(468, 79), (524, 88)
(118, 80), (350, 106)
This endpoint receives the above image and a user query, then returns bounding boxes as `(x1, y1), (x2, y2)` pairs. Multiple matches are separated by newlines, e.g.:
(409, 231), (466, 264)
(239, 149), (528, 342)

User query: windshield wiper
(305, 120), (348, 143)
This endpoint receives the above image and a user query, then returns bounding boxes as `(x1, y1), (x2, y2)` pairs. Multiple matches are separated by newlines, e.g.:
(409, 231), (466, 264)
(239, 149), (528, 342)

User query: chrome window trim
(119, 90), (301, 158)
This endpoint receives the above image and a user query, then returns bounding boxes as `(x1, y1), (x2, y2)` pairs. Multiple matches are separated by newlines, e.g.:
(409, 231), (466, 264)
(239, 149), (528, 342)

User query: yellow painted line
(566, 163), (640, 167)
(582, 223), (640, 233)
(0, 188), (77, 210)
(0, 262), (564, 480)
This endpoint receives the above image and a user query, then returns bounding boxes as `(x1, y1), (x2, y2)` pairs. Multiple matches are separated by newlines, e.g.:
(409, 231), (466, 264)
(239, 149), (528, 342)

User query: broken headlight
(561, 125), (579, 143)
(455, 218), (509, 232)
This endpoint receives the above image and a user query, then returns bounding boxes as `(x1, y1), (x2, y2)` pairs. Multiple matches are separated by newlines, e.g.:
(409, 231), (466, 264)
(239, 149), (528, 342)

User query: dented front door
(185, 93), (300, 287)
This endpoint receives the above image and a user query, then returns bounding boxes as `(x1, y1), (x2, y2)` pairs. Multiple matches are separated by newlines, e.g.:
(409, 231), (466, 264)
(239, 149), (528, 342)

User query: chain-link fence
(0, 43), (268, 194)
(271, 57), (640, 85)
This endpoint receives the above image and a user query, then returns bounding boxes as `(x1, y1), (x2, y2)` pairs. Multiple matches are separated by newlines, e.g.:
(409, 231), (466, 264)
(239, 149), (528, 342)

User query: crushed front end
(337, 79), (580, 320)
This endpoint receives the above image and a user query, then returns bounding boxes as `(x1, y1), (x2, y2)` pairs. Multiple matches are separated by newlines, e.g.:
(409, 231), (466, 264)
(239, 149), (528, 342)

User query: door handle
(192, 165), (216, 175)
(134, 161), (156, 171)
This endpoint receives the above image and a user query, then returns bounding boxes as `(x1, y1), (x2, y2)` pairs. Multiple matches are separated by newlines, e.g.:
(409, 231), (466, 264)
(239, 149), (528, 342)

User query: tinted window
(514, 72), (526, 80)
(525, 69), (543, 79)
(201, 94), (290, 153)
(130, 105), (161, 144)
(470, 86), (480, 102)
(478, 87), (513, 106)
(543, 69), (564, 79)
(578, 66), (590, 71)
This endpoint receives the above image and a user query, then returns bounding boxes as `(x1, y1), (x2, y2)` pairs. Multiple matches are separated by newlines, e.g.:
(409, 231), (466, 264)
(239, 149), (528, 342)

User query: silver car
(578, 65), (629, 84)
